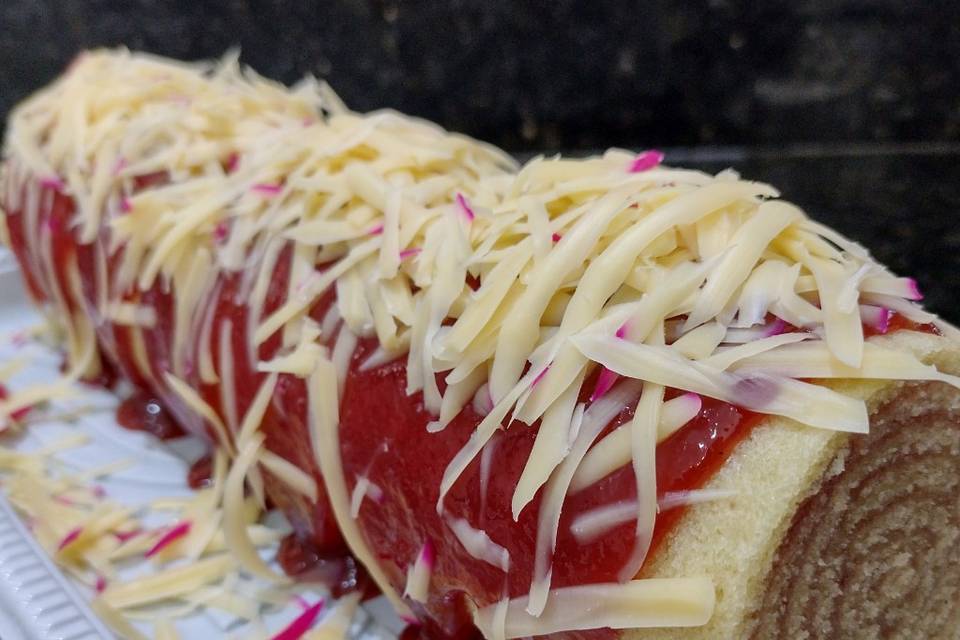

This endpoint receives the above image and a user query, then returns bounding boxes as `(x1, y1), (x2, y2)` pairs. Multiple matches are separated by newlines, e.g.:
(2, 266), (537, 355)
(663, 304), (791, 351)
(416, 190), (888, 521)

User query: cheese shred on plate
(0, 403), (341, 639)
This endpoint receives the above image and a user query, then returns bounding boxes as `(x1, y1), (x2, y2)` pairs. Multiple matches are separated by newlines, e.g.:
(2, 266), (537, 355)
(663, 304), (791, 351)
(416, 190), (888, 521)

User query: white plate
(0, 249), (404, 639)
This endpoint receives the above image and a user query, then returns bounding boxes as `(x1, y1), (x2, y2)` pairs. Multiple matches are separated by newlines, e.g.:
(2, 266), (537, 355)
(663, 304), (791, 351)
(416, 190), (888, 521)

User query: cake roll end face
(630, 329), (960, 640)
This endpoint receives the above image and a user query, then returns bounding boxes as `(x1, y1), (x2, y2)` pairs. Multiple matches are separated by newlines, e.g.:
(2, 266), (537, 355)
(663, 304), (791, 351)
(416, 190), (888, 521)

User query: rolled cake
(1, 50), (958, 639)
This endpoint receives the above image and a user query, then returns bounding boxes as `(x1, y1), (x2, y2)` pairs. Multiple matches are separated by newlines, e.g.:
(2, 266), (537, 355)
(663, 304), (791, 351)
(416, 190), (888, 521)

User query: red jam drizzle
(116, 391), (186, 441)
(78, 364), (119, 390)
(277, 533), (377, 599)
(277, 533), (324, 577)
(863, 313), (938, 338)
(187, 454), (214, 490)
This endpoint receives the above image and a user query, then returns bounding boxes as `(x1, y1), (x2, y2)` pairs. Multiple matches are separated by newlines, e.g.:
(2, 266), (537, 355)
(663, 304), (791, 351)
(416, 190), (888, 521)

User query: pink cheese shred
(531, 365), (552, 387)
(907, 277), (924, 301)
(251, 183), (283, 196)
(455, 193), (476, 221)
(39, 175), (65, 191)
(213, 221), (230, 244)
(628, 150), (665, 173)
(0, 383), (33, 421)
(590, 367), (620, 402)
(112, 528), (142, 543)
(419, 538), (436, 569)
(271, 599), (326, 640)
(225, 152), (240, 173)
(58, 526), (83, 551)
(144, 520), (192, 558)
(762, 317), (786, 338)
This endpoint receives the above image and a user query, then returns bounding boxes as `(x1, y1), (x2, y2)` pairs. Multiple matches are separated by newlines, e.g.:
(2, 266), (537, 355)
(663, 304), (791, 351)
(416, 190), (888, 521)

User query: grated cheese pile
(0, 353), (374, 640)
(0, 427), (353, 640)
(4, 48), (960, 638)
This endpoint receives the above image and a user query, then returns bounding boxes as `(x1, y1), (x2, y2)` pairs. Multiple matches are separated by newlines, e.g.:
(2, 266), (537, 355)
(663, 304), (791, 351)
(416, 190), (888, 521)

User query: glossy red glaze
(187, 454), (214, 490)
(277, 532), (377, 599)
(116, 391), (186, 441)
(863, 312), (938, 338)
(336, 356), (760, 637)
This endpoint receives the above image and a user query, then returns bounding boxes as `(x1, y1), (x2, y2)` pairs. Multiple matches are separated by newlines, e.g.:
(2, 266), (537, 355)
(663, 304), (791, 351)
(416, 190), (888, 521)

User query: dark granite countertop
(2, 0), (956, 322)
(2, 2), (959, 152)
(655, 144), (960, 323)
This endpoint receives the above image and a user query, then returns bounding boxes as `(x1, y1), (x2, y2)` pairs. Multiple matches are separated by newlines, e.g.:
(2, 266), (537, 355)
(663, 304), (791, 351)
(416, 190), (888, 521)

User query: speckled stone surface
(1, 1), (959, 151)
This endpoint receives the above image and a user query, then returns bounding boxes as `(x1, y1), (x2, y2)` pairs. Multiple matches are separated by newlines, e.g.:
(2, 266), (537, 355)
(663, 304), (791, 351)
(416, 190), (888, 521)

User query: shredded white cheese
(473, 578), (715, 638)
(446, 517), (510, 572)
(571, 490), (738, 544)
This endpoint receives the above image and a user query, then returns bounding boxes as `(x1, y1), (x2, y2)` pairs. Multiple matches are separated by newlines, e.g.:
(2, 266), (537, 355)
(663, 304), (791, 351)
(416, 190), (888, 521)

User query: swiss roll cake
(1, 49), (958, 639)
